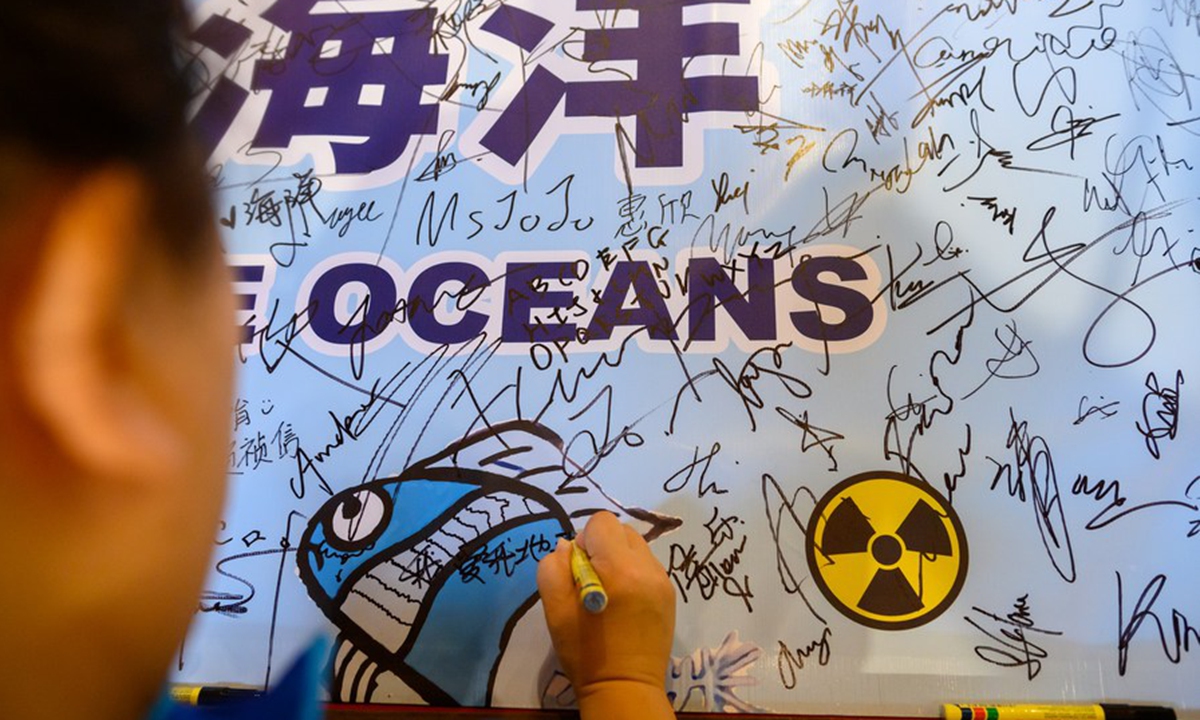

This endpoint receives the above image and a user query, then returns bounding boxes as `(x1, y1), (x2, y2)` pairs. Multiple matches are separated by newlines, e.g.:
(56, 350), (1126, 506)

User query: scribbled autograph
(1137, 370), (1183, 459)
(1117, 572), (1200, 676)
(987, 410), (1076, 583)
(966, 594), (1062, 680)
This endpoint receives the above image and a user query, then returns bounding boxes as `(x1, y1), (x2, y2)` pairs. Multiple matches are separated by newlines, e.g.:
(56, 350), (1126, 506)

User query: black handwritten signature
(966, 594), (1063, 680)
(987, 410), (1076, 583)
(777, 627), (832, 689)
(1117, 572), (1200, 676)
(668, 509), (754, 612)
(1137, 370), (1183, 459)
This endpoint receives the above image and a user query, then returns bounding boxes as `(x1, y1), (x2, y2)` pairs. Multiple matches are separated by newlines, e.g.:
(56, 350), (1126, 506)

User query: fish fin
(407, 420), (681, 540)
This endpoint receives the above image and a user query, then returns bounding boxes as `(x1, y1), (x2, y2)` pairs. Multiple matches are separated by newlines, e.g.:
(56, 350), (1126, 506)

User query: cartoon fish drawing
(297, 420), (681, 706)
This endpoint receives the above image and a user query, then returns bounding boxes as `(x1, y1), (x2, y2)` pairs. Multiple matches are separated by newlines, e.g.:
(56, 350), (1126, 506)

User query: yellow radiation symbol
(806, 471), (967, 630)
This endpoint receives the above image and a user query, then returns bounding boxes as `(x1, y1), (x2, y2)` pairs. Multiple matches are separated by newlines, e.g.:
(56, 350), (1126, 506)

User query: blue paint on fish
(302, 479), (479, 602)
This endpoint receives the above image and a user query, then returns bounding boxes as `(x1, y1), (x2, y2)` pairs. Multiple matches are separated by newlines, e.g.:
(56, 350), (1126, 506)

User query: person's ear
(14, 166), (186, 482)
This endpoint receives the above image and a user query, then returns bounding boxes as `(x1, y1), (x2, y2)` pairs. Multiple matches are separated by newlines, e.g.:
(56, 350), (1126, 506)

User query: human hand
(536, 511), (676, 713)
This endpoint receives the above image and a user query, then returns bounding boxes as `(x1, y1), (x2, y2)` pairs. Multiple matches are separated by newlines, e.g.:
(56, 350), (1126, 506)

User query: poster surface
(181, 0), (1200, 714)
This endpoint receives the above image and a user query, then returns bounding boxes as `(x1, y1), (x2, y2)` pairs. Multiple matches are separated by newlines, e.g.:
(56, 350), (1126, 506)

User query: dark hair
(0, 0), (213, 259)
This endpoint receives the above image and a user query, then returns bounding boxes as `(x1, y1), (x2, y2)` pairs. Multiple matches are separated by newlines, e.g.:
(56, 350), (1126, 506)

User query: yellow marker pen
(943, 705), (1175, 720)
(169, 685), (262, 705)
(569, 540), (608, 613)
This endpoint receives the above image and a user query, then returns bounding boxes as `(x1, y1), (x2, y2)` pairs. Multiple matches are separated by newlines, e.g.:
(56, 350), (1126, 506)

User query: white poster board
(179, 0), (1200, 714)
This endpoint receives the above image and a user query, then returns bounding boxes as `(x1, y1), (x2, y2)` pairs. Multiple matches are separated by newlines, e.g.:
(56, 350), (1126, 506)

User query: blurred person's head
(0, 3), (235, 719)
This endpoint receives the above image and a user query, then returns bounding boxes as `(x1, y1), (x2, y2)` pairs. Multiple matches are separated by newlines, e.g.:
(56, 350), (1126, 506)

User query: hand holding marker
(537, 511), (678, 719)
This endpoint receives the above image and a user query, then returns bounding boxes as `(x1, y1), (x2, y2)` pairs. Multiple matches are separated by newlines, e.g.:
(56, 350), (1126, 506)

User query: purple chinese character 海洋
(250, 0), (450, 175)
(479, 0), (759, 171)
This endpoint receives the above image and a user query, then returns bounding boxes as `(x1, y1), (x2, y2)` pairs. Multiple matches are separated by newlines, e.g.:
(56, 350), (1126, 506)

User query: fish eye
(328, 488), (390, 549)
